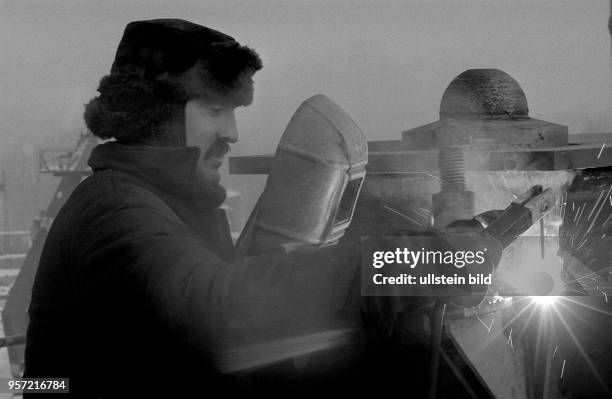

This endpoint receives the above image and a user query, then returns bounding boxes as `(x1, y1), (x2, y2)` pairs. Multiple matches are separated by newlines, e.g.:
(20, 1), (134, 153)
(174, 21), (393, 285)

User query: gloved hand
(432, 221), (503, 308)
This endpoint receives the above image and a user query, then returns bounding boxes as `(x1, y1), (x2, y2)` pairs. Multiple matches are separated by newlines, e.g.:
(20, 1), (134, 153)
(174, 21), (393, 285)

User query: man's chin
(199, 163), (221, 184)
(208, 168), (222, 185)
(193, 171), (226, 208)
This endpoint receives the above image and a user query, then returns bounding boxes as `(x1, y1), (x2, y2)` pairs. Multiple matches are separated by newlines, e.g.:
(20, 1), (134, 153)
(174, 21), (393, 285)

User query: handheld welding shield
(236, 95), (368, 255)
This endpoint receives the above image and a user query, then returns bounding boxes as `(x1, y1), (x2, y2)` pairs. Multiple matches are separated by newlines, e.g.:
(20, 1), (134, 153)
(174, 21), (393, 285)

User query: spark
(476, 297), (537, 356)
(603, 214), (612, 226)
(586, 190), (605, 221)
(583, 210), (604, 237)
(425, 173), (440, 181)
(560, 193), (568, 220)
(507, 328), (513, 348)
(411, 209), (429, 219)
(573, 203), (584, 224)
(553, 345), (558, 359)
(383, 205), (422, 226)
(552, 302), (609, 390)
(560, 359), (566, 379)
(582, 186), (612, 237)
(597, 143), (606, 159)
(475, 313), (492, 334)
(603, 292), (608, 303)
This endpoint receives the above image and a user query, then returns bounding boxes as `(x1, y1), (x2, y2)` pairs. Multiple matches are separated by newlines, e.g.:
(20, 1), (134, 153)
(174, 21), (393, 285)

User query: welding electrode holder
(483, 185), (555, 249)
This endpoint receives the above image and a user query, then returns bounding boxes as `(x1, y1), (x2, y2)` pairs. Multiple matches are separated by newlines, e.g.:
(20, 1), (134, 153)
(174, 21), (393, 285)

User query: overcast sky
(1, 0), (610, 229)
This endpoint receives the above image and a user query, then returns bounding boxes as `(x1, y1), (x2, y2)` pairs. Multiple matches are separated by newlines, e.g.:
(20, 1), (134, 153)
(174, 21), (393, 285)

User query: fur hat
(84, 19), (262, 143)
(111, 19), (261, 102)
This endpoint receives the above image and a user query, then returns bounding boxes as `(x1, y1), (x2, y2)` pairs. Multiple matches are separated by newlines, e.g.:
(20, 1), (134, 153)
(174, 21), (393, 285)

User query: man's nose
(218, 111), (238, 143)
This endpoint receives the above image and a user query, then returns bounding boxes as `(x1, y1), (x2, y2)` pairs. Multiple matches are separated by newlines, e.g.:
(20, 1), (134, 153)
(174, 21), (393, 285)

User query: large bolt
(432, 121), (475, 228)
(438, 146), (466, 191)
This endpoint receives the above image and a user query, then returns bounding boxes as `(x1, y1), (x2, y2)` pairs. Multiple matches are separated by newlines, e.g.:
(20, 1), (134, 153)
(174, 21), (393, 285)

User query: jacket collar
(88, 142), (225, 210)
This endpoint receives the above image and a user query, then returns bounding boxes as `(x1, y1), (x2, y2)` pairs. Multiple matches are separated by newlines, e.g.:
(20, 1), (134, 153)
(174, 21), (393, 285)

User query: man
(24, 19), (363, 397)
(25, 18), (517, 398)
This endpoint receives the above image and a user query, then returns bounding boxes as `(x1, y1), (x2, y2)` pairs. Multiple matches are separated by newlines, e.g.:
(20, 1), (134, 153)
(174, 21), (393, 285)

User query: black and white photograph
(1, 0), (612, 397)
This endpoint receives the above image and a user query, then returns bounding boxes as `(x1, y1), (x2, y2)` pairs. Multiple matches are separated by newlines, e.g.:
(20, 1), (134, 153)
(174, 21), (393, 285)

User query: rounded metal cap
(439, 69), (529, 120)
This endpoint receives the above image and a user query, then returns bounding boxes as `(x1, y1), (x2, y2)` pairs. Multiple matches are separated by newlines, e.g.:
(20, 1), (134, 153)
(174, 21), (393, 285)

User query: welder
(22, 19), (534, 398)
(23, 19), (373, 398)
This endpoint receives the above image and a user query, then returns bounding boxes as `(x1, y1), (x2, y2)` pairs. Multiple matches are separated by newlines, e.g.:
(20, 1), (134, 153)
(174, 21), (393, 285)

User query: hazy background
(1, 0), (611, 231)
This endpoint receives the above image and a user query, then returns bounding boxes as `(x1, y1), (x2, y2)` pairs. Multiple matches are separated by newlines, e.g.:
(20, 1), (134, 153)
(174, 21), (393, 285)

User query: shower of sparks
(564, 265), (612, 286)
(564, 185), (612, 269)
(383, 205), (423, 226)
(560, 359), (566, 379)
(587, 190), (605, 221)
(478, 297), (537, 357)
(552, 300), (609, 390)
(490, 295), (611, 395)
(597, 143), (606, 159)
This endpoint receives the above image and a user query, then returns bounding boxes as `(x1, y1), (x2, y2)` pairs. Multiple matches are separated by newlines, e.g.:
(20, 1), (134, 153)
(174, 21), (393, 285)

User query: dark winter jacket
(24, 142), (361, 397)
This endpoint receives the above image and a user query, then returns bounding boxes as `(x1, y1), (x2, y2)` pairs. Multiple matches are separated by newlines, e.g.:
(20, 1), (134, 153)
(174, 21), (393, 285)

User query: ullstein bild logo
(371, 272), (492, 286)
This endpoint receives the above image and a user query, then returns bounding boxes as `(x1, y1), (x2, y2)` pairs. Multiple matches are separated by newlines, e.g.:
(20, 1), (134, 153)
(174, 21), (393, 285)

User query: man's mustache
(204, 139), (231, 160)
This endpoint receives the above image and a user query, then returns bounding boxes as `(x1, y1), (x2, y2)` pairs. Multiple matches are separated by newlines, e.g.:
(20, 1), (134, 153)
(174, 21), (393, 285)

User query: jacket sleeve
(72, 191), (362, 371)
